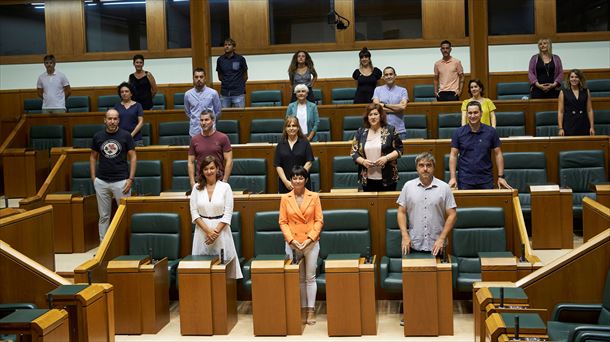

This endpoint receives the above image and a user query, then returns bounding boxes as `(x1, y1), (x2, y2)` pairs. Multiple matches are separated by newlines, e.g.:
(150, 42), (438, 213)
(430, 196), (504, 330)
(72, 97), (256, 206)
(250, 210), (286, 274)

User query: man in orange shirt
(433, 40), (464, 101)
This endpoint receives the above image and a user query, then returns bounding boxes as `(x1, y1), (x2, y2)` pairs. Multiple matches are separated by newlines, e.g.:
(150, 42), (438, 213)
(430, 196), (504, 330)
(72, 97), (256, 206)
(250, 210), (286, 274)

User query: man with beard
(216, 38), (248, 108)
(90, 109), (137, 241)
(434, 40), (464, 101)
(184, 67), (221, 137)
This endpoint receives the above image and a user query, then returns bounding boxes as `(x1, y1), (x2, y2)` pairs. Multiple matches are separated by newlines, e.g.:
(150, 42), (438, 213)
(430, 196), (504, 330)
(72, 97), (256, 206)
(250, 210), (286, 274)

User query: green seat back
(312, 88), (323, 105)
(495, 111), (525, 137)
(438, 113), (461, 139)
(396, 154), (418, 190)
(129, 213), (180, 261)
(158, 121), (190, 146)
(496, 82), (530, 100)
(588, 79), (610, 98)
(97, 95), (120, 111)
(535, 111), (558, 137)
(385, 209), (403, 272)
(249, 119), (283, 143)
(230, 212), (242, 258)
(173, 92), (185, 109)
(24, 98), (43, 114)
(413, 84), (436, 102)
(140, 122), (151, 146)
(253, 211), (285, 255)
(250, 90), (282, 107)
(559, 150), (607, 215)
(319, 209), (370, 259)
(151, 93), (165, 110)
(72, 124), (104, 148)
(317, 117), (331, 142)
(30, 125), (64, 150)
(170, 160), (190, 192)
(331, 88), (356, 104)
(71, 161), (95, 195)
(444, 154), (452, 182)
(503, 152), (547, 212)
(217, 120), (240, 144)
(134, 160), (162, 195)
(403, 114), (428, 138)
(310, 157), (321, 192)
(594, 109), (610, 136)
(343, 115), (362, 141)
(332, 156), (359, 189)
(66, 96), (90, 113)
(228, 158), (266, 193)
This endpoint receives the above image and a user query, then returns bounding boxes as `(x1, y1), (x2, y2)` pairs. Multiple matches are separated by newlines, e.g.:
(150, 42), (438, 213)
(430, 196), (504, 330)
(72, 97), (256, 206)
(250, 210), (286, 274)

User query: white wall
(1, 41), (607, 90)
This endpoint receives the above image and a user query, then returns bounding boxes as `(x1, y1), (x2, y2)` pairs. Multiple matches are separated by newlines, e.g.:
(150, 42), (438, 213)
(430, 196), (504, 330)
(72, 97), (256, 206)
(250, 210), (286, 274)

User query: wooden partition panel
(582, 197), (610, 243)
(0, 240), (69, 308)
(0, 206), (55, 270)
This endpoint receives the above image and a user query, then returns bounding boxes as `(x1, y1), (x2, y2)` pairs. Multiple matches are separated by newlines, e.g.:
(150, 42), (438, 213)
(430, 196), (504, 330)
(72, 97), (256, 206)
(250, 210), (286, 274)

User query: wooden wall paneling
(534, 0), (555, 37)
(468, 0), (489, 87)
(190, 0), (211, 76)
(229, 0), (269, 51)
(334, 0), (355, 48)
(44, 0), (85, 58)
(146, 0), (167, 53)
(421, 0), (466, 40)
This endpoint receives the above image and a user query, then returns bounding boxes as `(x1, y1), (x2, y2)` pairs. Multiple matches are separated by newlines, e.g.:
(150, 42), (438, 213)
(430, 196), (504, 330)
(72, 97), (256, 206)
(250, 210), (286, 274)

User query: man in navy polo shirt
(448, 101), (512, 190)
(216, 37), (248, 108)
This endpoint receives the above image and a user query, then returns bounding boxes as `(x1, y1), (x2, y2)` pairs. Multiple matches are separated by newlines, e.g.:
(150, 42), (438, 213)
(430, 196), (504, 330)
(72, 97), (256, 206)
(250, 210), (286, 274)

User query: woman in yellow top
(461, 79), (496, 127)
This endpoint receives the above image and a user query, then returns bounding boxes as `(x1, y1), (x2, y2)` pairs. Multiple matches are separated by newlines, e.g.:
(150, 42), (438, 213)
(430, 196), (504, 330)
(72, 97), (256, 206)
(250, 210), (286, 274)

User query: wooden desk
(325, 254), (377, 336)
(45, 193), (98, 253)
(474, 285), (530, 342)
(402, 254), (452, 336)
(47, 283), (115, 342)
(2, 148), (49, 198)
(595, 184), (610, 208)
(0, 309), (70, 342)
(530, 185), (574, 249)
(178, 255), (237, 335)
(480, 255), (518, 282)
(251, 255), (304, 336)
(485, 312), (547, 342)
(106, 256), (169, 334)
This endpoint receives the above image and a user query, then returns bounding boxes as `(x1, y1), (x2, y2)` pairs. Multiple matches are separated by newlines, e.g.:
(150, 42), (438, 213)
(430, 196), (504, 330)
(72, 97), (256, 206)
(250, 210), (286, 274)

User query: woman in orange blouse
(278, 165), (324, 325)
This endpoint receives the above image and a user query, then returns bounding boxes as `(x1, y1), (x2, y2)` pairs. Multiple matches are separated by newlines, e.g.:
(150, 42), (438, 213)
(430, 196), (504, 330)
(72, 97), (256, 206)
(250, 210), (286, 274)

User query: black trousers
(362, 179), (396, 192)
(437, 91), (460, 101)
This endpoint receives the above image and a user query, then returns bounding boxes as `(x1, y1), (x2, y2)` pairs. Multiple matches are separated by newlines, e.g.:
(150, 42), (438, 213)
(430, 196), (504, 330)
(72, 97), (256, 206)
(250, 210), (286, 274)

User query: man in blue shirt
(216, 38), (248, 108)
(184, 67), (221, 137)
(449, 101), (512, 190)
(372, 67), (408, 140)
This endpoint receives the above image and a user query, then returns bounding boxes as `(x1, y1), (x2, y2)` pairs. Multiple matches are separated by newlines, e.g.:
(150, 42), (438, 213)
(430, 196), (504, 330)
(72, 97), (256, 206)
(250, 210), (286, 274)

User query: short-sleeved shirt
(36, 71), (70, 110)
(372, 84), (408, 133)
(184, 86), (222, 136)
(91, 128), (135, 183)
(216, 53), (248, 97)
(450, 124), (501, 186)
(114, 102), (144, 141)
(397, 177), (457, 252)
(461, 98), (496, 126)
(434, 57), (464, 93)
(188, 131), (232, 177)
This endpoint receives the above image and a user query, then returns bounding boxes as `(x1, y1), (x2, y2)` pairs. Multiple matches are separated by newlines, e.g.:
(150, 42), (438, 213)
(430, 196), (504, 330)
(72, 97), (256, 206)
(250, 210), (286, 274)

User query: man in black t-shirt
(90, 109), (137, 241)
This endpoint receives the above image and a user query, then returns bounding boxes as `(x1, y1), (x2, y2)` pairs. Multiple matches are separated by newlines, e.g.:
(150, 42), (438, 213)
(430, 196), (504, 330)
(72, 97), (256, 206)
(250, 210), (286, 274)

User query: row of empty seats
(24, 94), (168, 114)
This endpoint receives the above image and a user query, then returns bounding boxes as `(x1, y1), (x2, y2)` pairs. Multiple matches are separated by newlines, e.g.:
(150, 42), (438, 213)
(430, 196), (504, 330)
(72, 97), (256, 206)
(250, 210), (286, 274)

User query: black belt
(201, 215), (223, 219)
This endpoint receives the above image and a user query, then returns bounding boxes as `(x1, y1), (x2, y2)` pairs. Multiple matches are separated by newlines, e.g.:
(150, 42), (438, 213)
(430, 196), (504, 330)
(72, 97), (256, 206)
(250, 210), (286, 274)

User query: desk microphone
(148, 247), (154, 264)
(291, 249), (298, 264)
(365, 246), (371, 264)
(499, 287), (505, 308)
(47, 293), (53, 309)
(520, 243), (526, 262)
(87, 270), (92, 285)
(220, 249), (225, 264)
(514, 315), (520, 340)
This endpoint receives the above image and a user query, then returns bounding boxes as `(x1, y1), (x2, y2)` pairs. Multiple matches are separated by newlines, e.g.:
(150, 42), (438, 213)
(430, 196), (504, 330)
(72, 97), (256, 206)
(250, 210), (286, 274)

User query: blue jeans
(221, 94), (245, 108)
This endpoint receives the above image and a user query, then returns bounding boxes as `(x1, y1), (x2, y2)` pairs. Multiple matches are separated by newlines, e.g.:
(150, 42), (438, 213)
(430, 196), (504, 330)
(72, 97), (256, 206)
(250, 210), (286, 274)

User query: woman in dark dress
(528, 38), (563, 99)
(128, 54), (157, 110)
(114, 82), (144, 146)
(352, 47), (382, 104)
(274, 117), (315, 193)
(558, 69), (595, 136)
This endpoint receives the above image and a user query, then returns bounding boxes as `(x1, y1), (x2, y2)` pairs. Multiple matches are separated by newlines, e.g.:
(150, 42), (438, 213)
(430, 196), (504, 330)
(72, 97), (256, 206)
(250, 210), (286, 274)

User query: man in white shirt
(36, 55), (71, 114)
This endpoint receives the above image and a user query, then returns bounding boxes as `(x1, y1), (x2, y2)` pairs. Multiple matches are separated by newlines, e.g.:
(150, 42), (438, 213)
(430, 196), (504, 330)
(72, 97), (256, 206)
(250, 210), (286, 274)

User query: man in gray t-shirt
(396, 152), (457, 255)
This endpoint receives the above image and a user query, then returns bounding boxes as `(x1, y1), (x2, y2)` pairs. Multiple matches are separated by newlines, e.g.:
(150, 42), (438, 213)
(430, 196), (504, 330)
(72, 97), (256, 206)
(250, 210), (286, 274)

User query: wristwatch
(498, 175), (505, 179)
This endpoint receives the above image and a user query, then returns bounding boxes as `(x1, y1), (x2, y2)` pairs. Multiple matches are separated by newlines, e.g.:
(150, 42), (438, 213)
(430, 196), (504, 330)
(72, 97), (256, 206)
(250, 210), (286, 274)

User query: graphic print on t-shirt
(101, 139), (122, 159)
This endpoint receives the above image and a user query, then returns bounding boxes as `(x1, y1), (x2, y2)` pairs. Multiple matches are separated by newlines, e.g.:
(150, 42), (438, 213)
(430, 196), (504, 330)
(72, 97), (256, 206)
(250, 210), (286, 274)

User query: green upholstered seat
(316, 117), (331, 142)
(396, 154), (418, 190)
(29, 125), (64, 150)
(312, 88), (323, 105)
(451, 207), (510, 293)
(228, 158), (266, 193)
(413, 84), (436, 102)
(173, 92), (185, 109)
(588, 79), (610, 98)
(217, 119), (240, 144)
(503, 152), (547, 218)
(241, 211), (285, 293)
(249, 118), (284, 143)
(559, 150), (608, 218)
(310, 157), (321, 192)
(438, 113), (461, 139)
(24, 98), (42, 114)
(250, 90), (282, 107)
(496, 82), (530, 100)
(97, 95), (120, 111)
(342, 115), (362, 141)
(331, 87), (356, 104)
(66, 96), (90, 112)
(495, 111), (526, 137)
(170, 160), (190, 192)
(133, 160), (162, 196)
(71, 161), (95, 195)
(547, 269), (610, 342)
(158, 121), (190, 146)
(380, 208), (405, 292)
(594, 109), (610, 136)
(140, 122), (151, 146)
(72, 123), (104, 148)
(332, 156), (359, 189)
(535, 111), (558, 137)
(151, 93), (165, 110)
(443, 154), (452, 183)
(403, 114), (428, 138)
(316, 209), (371, 293)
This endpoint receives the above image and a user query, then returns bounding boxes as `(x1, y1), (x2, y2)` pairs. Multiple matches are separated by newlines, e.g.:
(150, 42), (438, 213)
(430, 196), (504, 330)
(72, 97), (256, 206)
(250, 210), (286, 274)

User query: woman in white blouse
(190, 155), (242, 279)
